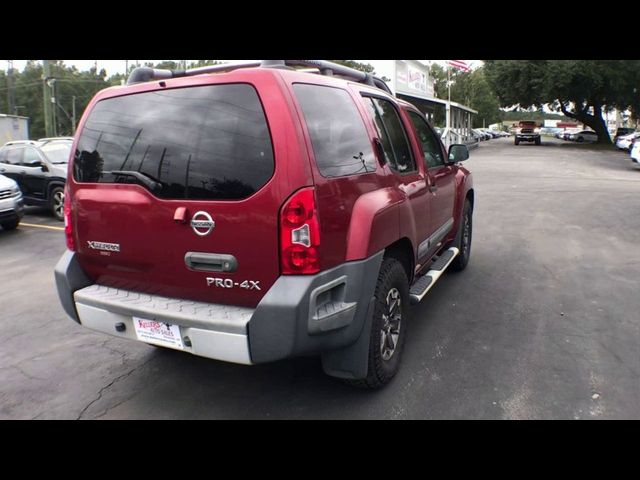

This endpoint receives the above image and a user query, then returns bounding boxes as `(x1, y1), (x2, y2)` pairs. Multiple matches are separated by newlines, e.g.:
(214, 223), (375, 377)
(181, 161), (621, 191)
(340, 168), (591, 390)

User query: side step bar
(409, 247), (459, 304)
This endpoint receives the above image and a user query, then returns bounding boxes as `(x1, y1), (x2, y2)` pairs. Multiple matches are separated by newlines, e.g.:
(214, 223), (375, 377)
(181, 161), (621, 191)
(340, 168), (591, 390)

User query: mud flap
(320, 295), (376, 380)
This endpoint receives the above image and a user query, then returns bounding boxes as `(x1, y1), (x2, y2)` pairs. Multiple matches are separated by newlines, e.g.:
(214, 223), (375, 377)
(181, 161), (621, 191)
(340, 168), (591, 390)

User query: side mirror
(40, 164), (49, 172)
(448, 144), (469, 163)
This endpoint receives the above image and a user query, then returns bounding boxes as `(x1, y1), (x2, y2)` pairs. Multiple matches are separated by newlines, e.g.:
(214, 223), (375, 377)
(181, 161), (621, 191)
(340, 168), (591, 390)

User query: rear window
(74, 84), (274, 200)
(293, 83), (376, 178)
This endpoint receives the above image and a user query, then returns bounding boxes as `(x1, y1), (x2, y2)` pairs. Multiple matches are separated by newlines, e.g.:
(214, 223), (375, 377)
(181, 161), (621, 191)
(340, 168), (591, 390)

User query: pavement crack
(98, 339), (129, 365)
(6, 364), (46, 382)
(76, 357), (153, 420)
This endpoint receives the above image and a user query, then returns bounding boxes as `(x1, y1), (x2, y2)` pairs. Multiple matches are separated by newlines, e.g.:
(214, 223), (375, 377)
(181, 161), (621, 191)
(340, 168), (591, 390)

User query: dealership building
(388, 60), (477, 148)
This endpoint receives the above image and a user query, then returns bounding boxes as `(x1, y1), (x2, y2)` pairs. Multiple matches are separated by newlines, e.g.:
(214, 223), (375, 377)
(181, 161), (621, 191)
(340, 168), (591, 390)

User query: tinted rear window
(74, 84), (274, 200)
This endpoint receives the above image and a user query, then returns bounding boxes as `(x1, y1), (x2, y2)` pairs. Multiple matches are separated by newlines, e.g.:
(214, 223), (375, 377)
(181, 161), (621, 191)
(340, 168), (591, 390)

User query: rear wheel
(577, 136), (584, 143)
(535, 137), (541, 146)
(1, 218), (20, 231)
(50, 186), (64, 221)
(348, 257), (409, 389)
(515, 138), (520, 145)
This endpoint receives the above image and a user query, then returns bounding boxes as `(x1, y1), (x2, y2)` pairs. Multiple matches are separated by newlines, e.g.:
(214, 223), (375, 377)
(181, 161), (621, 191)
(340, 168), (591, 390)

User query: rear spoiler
(126, 60), (393, 96)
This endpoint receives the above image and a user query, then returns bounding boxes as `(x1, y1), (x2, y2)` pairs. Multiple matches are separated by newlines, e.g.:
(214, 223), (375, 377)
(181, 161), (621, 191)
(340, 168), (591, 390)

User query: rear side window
(363, 97), (416, 173)
(22, 147), (41, 166)
(74, 84), (274, 200)
(3, 148), (23, 165)
(293, 84), (376, 178)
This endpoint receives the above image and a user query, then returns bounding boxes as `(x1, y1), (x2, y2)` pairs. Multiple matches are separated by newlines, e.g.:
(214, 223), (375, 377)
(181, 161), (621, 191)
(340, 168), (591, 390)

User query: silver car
(569, 130), (598, 142)
(0, 174), (24, 230)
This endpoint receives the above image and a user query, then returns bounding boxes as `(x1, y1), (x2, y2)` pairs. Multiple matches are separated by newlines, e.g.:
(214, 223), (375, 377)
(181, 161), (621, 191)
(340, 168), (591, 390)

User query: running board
(409, 247), (459, 304)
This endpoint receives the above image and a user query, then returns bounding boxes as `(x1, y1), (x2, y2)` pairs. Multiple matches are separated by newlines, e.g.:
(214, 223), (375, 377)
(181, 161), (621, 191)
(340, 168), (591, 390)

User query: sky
(9, 60), (479, 78)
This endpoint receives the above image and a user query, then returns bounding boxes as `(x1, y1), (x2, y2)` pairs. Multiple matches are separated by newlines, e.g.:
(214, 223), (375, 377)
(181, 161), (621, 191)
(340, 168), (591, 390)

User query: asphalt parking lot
(1, 136), (639, 419)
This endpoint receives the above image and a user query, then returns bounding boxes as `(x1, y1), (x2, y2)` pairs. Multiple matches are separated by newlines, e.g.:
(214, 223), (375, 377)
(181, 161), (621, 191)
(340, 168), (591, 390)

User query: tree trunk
(558, 100), (613, 144)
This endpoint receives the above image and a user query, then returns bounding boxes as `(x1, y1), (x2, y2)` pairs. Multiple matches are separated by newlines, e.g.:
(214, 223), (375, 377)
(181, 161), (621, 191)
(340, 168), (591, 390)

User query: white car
(568, 130), (598, 142)
(0, 174), (24, 230)
(615, 132), (640, 151)
(630, 140), (640, 164)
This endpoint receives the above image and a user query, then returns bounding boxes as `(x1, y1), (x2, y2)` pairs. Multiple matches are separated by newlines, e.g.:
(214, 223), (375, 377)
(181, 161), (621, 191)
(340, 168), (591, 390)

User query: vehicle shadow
(95, 346), (382, 419)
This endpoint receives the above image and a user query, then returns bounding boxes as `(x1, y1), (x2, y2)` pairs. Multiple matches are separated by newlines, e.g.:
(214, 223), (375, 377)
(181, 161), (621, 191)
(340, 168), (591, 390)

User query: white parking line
(20, 222), (64, 231)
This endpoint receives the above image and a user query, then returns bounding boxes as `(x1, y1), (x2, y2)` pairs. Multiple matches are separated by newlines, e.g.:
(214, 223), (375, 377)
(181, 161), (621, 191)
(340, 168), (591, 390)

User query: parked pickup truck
(55, 60), (474, 388)
(515, 121), (541, 145)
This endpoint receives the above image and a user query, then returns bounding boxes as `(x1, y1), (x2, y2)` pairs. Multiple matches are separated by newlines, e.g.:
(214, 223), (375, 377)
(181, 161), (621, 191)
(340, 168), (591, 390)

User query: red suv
(55, 60), (474, 388)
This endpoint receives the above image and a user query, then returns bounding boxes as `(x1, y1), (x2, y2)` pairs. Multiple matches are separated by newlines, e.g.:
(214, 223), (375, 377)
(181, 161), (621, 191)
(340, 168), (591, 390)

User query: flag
(446, 60), (470, 72)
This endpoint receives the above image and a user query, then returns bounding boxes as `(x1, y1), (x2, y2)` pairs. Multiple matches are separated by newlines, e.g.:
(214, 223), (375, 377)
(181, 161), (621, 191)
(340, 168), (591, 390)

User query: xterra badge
(87, 241), (120, 252)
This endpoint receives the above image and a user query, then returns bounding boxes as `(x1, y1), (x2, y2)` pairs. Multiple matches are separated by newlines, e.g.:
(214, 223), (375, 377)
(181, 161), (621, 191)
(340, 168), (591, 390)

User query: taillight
(64, 186), (74, 251)
(280, 187), (320, 274)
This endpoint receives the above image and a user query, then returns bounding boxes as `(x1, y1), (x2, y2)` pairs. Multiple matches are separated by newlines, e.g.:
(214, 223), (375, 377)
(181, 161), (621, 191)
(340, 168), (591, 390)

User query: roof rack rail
(126, 60), (392, 95)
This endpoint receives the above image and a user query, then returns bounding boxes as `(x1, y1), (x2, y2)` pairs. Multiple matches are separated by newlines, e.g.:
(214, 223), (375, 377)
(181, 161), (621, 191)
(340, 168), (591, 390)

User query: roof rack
(4, 140), (38, 146)
(126, 60), (392, 95)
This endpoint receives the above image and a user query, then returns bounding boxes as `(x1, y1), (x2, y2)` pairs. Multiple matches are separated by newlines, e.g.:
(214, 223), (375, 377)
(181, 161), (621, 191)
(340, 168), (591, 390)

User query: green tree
(484, 60), (640, 144)
(432, 65), (502, 128)
(331, 60), (376, 74)
(187, 60), (221, 69)
(465, 68), (503, 128)
(0, 61), (112, 138)
(429, 63), (449, 99)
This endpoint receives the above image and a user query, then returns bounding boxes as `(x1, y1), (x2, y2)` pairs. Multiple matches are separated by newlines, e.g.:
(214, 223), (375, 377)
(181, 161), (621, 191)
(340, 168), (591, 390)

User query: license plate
(132, 317), (184, 350)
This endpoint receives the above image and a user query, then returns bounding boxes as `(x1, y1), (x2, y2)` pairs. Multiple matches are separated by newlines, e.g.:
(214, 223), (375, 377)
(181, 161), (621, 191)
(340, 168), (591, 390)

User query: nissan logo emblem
(191, 211), (215, 236)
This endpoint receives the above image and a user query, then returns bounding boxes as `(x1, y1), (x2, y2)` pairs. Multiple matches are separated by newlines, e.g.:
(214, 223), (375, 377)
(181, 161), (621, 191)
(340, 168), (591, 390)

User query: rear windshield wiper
(108, 170), (163, 192)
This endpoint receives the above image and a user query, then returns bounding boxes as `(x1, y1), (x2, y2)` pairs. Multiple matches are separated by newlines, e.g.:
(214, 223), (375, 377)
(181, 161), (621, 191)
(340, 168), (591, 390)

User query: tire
(535, 138), (541, 146)
(50, 186), (65, 222)
(1, 218), (20, 231)
(515, 139), (520, 145)
(577, 136), (584, 143)
(347, 257), (409, 389)
(450, 199), (472, 272)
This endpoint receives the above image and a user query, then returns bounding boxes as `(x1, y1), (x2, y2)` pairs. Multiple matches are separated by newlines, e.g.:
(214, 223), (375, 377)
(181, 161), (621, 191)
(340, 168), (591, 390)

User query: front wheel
(348, 257), (409, 389)
(535, 138), (541, 146)
(50, 186), (65, 221)
(514, 139), (520, 145)
(450, 199), (472, 271)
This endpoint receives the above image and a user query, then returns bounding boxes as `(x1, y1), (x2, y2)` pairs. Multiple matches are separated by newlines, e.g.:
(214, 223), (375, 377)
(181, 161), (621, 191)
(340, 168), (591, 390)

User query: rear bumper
(55, 250), (383, 366)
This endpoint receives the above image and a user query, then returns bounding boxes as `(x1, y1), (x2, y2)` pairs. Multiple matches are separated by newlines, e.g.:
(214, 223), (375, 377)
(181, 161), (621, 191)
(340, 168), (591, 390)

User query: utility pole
(51, 79), (58, 137)
(7, 60), (16, 115)
(43, 60), (54, 138)
(72, 96), (77, 134)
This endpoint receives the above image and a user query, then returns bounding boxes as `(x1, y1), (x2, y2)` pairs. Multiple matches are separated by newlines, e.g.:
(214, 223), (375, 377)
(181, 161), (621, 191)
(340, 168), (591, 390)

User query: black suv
(0, 138), (72, 221)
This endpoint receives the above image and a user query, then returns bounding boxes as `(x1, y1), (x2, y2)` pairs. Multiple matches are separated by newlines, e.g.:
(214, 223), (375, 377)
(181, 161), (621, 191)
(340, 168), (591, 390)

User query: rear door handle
(185, 252), (237, 273)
